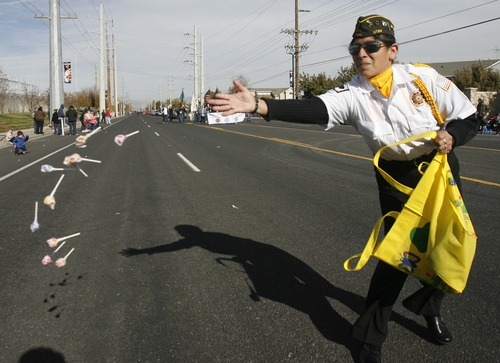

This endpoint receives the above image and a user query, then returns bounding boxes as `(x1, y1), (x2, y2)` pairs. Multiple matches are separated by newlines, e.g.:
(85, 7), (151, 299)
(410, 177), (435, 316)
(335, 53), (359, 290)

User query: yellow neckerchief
(369, 66), (393, 98)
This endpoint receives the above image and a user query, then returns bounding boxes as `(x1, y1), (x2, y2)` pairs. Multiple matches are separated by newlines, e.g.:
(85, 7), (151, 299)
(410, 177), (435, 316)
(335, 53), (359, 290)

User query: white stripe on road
(177, 153), (201, 173)
(0, 143), (75, 182)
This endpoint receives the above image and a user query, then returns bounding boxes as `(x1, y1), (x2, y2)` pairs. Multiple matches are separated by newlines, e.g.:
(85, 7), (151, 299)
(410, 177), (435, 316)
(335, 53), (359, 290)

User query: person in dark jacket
(51, 109), (60, 135)
(66, 105), (78, 135)
(33, 107), (45, 134)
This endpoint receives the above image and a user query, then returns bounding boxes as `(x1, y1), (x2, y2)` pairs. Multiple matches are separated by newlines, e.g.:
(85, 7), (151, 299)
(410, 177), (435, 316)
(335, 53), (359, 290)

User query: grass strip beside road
(0, 113), (35, 132)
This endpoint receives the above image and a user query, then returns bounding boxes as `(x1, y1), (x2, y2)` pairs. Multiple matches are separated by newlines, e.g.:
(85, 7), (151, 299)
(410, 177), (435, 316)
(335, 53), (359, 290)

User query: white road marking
(155, 132), (160, 136)
(0, 143), (75, 182)
(177, 153), (201, 173)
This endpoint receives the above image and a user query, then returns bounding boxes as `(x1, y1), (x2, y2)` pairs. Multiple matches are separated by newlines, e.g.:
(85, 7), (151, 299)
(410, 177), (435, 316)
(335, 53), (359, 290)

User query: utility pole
(113, 34), (119, 116)
(106, 22), (112, 111)
(281, 1), (316, 99)
(193, 26), (198, 105)
(200, 35), (205, 105)
(99, 2), (105, 116)
(294, 0), (299, 99)
(35, 0), (76, 113)
(184, 26), (198, 106)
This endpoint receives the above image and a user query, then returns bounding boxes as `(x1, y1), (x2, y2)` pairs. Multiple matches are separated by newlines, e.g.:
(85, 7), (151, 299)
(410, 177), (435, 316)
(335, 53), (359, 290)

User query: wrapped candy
(55, 248), (75, 268)
(41, 164), (67, 173)
(30, 201), (40, 232)
(114, 131), (140, 146)
(41, 241), (66, 265)
(75, 128), (100, 148)
(43, 174), (65, 210)
(63, 153), (101, 166)
(46, 232), (81, 248)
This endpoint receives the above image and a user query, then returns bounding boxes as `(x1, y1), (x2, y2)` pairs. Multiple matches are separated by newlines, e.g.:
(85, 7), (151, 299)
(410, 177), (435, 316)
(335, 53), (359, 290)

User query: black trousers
(350, 151), (461, 346)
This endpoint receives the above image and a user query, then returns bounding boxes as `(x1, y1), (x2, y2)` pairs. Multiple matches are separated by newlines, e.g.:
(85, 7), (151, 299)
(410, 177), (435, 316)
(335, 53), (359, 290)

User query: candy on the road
(46, 232), (81, 248)
(43, 174), (65, 210)
(75, 128), (100, 148)
(41, 164), (66, 173)
(114, 130), (140, 146)
(30, 201), (40, 232)
(63, 153), (101, 166)
(41, 241), (67, 265)
(55, 247), (75, 268)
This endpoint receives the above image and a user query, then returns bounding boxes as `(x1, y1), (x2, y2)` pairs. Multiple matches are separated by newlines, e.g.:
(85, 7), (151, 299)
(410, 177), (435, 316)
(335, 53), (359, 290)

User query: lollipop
(75, 135), (87, 148)
(114, 130), (140, 146)
(41, 241), (66, 265)
(75, 128), (100, 148)
(55, 247), (75, 268)
(46, 232), (81, 248)
(43, 174), (65, 210)
(63, 153), (101, 166)
(30, 201), (40, 232)
(41, 164), (71, 173)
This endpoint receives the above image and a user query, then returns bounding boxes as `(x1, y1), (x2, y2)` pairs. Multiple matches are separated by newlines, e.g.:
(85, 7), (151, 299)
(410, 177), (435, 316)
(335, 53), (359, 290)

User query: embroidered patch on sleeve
(334, 84), (349, 93)
(436, 75), (452, 91)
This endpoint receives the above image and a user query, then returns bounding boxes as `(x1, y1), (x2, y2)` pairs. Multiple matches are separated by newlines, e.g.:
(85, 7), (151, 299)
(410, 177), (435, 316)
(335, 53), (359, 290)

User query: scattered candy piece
(63, 153), (101, 166)
(46, 232), (81, 248)
(43, 174), (65, 210)
(41, 164), (66, 173)
(55, 247), (75, 268)
(75, 128), (100, 148)
(30, 201), (40, 232)
(42, 241), (67, 265)
(114, 130), (140, 146)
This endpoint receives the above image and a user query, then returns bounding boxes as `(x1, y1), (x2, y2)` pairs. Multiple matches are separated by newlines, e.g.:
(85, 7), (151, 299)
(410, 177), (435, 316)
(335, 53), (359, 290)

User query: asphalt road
(1, 114), (498, 362)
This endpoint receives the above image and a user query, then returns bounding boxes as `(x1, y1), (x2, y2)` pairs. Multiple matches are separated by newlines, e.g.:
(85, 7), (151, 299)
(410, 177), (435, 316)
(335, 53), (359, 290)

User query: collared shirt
(318, 64), (476, 161)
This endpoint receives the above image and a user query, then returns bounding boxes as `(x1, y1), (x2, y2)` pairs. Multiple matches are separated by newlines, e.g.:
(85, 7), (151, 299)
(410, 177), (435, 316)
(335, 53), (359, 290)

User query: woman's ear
(389, 43), (399, 61)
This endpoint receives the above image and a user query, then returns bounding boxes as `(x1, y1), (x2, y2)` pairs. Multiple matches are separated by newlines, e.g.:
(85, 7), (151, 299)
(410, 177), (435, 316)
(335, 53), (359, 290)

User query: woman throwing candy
(207, 15), (478, 363)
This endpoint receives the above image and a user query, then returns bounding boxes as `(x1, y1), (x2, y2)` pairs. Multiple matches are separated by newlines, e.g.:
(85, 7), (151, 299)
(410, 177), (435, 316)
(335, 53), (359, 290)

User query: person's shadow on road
(121, 224), (429, 360)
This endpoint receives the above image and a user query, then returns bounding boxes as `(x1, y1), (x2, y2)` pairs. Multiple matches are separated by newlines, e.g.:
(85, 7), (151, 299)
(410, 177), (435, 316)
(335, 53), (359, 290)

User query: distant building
(426, 59), (500, 80)
(422, 60), (499, 115)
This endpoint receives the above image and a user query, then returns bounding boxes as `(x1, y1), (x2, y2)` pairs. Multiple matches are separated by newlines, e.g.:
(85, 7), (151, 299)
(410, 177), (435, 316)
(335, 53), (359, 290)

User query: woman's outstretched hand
(206, 80), (265, 116)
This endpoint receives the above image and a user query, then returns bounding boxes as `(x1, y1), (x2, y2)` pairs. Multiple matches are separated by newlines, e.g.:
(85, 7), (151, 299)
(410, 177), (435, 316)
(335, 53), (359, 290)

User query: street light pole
(294, 0), (299, 99)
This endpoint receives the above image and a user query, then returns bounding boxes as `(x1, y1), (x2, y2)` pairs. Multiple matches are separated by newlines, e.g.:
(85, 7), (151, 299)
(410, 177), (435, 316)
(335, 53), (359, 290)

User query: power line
(251, 16), (500, 85)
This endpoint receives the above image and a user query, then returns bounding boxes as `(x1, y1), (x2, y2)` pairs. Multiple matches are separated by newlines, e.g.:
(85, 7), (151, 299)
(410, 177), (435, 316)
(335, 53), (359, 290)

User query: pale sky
(1, 0), (499, 108)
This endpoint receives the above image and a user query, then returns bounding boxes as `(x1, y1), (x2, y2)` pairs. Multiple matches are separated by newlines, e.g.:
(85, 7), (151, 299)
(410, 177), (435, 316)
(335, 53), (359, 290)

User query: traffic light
(105, 90), (109, 99)
(289, 70), (293, 87)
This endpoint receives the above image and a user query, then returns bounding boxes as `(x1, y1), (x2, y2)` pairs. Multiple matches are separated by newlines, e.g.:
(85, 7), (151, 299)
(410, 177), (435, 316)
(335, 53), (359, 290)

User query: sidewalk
(1, 124), (69, 150)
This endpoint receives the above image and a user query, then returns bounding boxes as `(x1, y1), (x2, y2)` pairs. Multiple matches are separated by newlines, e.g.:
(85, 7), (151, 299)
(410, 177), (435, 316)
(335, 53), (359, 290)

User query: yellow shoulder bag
(344, 77), (477, 293)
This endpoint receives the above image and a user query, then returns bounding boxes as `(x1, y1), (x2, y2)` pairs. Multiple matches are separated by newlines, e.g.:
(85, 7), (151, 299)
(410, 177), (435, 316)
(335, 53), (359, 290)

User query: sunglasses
(348, 41), (387, 56)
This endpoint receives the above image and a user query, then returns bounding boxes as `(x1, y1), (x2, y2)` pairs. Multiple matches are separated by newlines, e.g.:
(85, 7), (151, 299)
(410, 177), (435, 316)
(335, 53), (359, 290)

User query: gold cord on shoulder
(411, 74), (444, 125)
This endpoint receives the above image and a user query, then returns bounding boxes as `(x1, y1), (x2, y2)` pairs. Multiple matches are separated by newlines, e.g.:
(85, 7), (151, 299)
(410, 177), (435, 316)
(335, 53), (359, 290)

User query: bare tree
(229, 75), (250, 94)
(22, 82), (41, 112)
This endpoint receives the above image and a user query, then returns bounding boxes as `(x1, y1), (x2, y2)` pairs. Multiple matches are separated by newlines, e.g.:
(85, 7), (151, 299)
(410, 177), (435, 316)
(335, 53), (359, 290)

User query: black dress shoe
(424, 315), (453, 344)
(359, 343), (381, 363)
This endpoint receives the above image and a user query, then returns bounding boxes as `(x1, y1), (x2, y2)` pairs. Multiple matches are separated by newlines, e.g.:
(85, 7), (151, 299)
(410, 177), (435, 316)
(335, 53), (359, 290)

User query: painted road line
(0, 143), (75, 182)
(177, 153), (201, 172)
(209, 126), (500, 187)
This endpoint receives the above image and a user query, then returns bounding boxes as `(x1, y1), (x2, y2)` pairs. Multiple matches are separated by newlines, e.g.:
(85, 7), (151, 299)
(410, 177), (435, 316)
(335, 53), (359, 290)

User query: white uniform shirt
(318, 64), (476, 161)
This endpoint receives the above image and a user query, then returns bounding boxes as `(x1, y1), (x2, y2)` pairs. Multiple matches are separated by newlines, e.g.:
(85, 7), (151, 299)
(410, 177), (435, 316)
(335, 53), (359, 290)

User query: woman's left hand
(434, 130), (454, 154)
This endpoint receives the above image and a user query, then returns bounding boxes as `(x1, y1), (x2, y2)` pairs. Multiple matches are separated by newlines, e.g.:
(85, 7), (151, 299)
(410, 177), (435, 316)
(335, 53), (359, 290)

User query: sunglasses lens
(348, 45), (361, 55)
(364, 42), (382, 53)
(349, 42), (383, 55)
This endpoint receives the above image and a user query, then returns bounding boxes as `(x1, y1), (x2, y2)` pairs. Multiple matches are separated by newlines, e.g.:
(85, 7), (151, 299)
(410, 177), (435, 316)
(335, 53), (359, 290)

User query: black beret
(353, 15), (395, 38)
